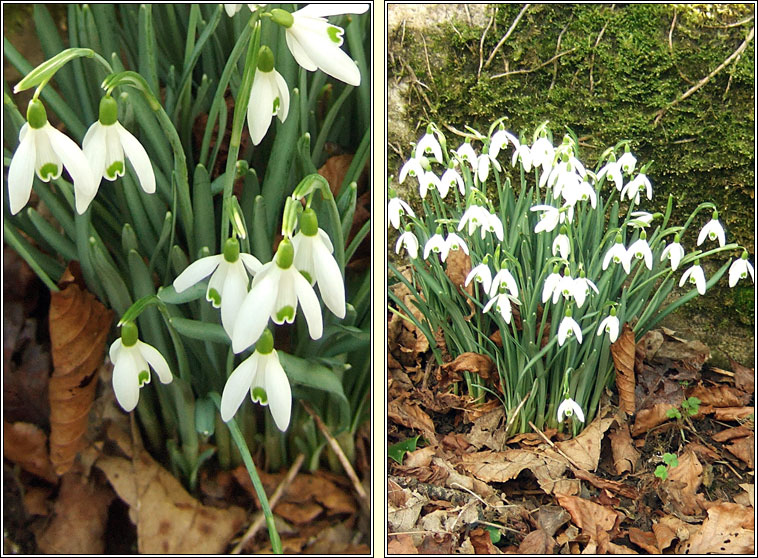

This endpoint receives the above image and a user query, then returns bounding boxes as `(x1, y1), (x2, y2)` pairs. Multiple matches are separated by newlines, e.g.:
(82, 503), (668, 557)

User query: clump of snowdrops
(389, 119), (753, 435)
(4, 4), (370, 552)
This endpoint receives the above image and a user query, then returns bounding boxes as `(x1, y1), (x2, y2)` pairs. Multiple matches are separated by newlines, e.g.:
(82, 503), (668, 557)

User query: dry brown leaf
(388, 478), (408, 508)
(388, 398), (437, 443)
(403, 445), (436, 468)
(36, 472), (113, 554)
(713, 406), (754, 421)
(418, 532), (456, 554)
(466, 407), (507, 451)
(571, 468), (638, 499)
(555, 493), (623, 549)
(728, 355), (754, 394)
(637, 330), (664, 360)
(726, 435), (754, 467)
(712, 425), (753, 442)
(737, 484), (754, 508)
(555, 417), (614, 471)
(610, 324), (636, 414)
(469, 527), (500, 554)
(628, 527), (659, 553)
(3, 421), (57, 482)
(518, 528), (555, 554)
(631, 402), (677, 436)
(661, 450), (703, 516)
(48, 274), (113, 475)
(276, 501), (323, 524)
(608, 423), (639, 474)
(537, 506), (571, 537)
(97, 448), (246, 553)
(445, 247), (472, 297)
(687, 384), (751, 407)
(656, 332), (710, 372)
(438, 352), (495, 387)
(388, 533), (418, 554)
(388, 489), (427, 532)
(23, 485), (52, 517)
(651, 520), (678, 552)
(677, 503), (755, 554)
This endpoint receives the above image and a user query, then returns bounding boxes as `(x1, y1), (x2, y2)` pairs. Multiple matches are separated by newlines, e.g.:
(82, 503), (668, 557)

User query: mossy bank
(388, 4), (755, 367)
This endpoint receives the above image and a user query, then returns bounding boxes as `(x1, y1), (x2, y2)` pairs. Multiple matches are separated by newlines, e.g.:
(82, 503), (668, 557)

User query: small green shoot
(666, 407), (682, 420)
(655, 452), (679, 480)
(654, 464), (669, 480)
(388, 435), (421, 464)
(681, 396), (701, 417)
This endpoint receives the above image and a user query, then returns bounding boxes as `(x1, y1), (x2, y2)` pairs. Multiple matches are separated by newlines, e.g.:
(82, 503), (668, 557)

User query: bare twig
(484, 4), (530, 69)
(654, 26), (754, 125)
(704, 14), (755, 29)
(528, 420), (582, 470)
(477, 7), (496, 80)
(589, 16), (611, 93)
(231, 453), (305, 554)
(301, 401), (369, 508)
(420, 33), (433, 83)
(668, 8), (694, 85)
(550, 17), (573, 91)
(491, 47), (578, 80)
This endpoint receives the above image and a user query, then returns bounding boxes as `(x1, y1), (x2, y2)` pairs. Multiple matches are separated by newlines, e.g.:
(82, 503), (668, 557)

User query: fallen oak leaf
(388, 533), (418, 554)
(554, 417), (614, 471)
(610, 323), (637, 415)
(437, 352), (495, 388)
(660, 450), (703, 517)
(677, 503), (755, 554)
(725, 435), (754, 468)
(631, 402), (677, 436)
(555, 493), (624, 551)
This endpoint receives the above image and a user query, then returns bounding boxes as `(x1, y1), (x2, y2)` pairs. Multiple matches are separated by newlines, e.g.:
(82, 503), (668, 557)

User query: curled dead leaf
(608, 423), (639, 474)
(661, 450), (703, 516)
(728, 355), (754, 394)
(555, 493), (624, 551)
(444, 247), (472, 298)
(438, 352), (495, 388)
(3, 421), (57, 482)
(631, 402), (677, 437)
(686, 384), (751, 408)
(48, 273), (113, 475)
(677, 503), (755, 554)
(610, 323), (637, 414)
(555, 417), (614, 472)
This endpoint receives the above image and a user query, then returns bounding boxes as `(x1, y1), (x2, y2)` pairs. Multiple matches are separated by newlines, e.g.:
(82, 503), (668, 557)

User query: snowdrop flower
(465, 262), (492, 294)
(454, 142), (477, 172)
(629, 211), (654, 228)
(660, 236), (685, 271)
(274, 4), (369, 87)
(558, 312), (583, 346)
(83, 95), (155, 197)
(679, 261), (707, 295)
(697, 211), (726, 248)
(553, 273), (577, 305)
(617, 151), (637, 175)
(440, 167), (465, 196)
(109, 322), (172, 412)
(628, 231), (653, 271)
(292, 209), (345, 318)
(247, 46), (290, 145)
(511, 142), (533, 172)
(483, 291), (514, 324)
(220, 329), (291, 431)
(416, 131), (443, 162)
(531, 204), (564, 234)
(419, 171), (443, 199)
(395, 226), (419, 259)
(602, 235), (631, 274)
(444, 233), (469, 260)
(597, 157), (623, 191)
(398, 156), (424, 184)
(572, 273), (599, 309)
(387, 193), (414, 230)
(490, 267), (519, 298)
(173, 238), (262, 337)
(542, 266), (562, 304)
(423, 229), (446, 260)
(530, 136), (555, 174)
(8, 98), (97, 215)
(729, 252), (754, 287)
(557, 397), (585, 422)
(232, 238), (322, 353)
(476, 152), (501, 184)
(621, 173), (652, 203)
(224, 4), (264, 17)
(552, 227), (570, 260)
(459, 205), (499, 239)
(489, 129), (518, 158)
(597, 308), (620, 343)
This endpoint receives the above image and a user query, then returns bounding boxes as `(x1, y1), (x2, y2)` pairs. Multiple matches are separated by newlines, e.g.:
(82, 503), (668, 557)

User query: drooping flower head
(109, 322), (173, 412)
(602, 233), (631, 274)
(558, 309), (583, 346)
(597, 307), (620, 343)
(628, 230), (653, 271)
(661, 234), (685, 271)
(221, 328), (291, 430)
(247, 45), (290, 145)
(388, 191), (415, 230)
(679, 260), (707, 295)
(557, 397), (585, 422)
(395, 226), (419, 259)
(729, 251), (754, 288)
(8, 98), (97, 215)
(465, 261), (493, 294)
(697, 210), (726, 248)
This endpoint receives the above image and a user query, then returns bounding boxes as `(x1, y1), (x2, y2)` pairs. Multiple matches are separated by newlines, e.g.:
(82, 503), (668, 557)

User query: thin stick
(550, 18), (572, 91)
(654, 26), (754, 125)
(301, 401), (369, 507)
(589, 18), (610, 93)
(491, 48), (578, 80)
(232, 453), (305, 554)
(528, 420), (582, 470)
(477, 7), (496, 80)
(484, 4), (530, 69)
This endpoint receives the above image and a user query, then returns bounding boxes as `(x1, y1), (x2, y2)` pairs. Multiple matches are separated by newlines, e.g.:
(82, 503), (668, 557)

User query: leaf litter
(387, 311), (755, 553)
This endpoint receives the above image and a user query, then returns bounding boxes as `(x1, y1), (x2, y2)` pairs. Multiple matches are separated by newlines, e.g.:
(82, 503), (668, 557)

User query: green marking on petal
(106, 160), (124, 179)
(138, 370), (150, 386)
(300, 270), (312, 283)
(276, 305), (295, 323)
(272, 96), (280, 115)
(38, 162), (60, 181)
(208, 287), (221, 307)
(252, 386), (268, 405)
(327, 25), (343, 44)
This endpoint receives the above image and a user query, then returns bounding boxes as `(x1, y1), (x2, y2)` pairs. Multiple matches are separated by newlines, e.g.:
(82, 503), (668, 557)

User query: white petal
(82, 122), (108, 180)
(220, 261), (249, 337)
(116, 122), (156, 193)
(289, 20), (361, 86)
(137, 341), (173, 384)
(220, 354), (258, 421)
(109, 338), (123, 364)
(239, 252), (263, 276)
(285, 30), (318, 72)
(173, 255), (223, 292)
(294, 270), (323, 339)
(7, 125), (37, 215)
(232, 268), (278, 353)
(273, 70), (291, 123)
(248, 70), (276, 145)
(314, 241), (346, 318)
(45, 124), (98, 214)
(112, 349), (140, 412)
(263, 351), (292, 431)
(295, 4), (369, 18)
